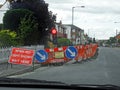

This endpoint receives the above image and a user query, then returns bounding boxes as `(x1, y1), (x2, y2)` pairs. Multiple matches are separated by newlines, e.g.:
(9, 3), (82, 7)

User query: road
(10, 47), (120, 86)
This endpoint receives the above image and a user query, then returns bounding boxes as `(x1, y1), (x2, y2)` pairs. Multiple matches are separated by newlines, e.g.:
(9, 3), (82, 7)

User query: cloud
(0, 0), (5, 4)
(46, 0), (120, 15)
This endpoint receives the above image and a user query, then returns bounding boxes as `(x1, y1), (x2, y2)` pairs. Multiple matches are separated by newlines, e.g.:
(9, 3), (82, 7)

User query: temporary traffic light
(51, 28), (57, 35)
(51, 28), (57, 44)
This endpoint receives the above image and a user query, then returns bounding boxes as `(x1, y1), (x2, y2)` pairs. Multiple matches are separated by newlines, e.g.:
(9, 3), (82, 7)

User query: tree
(118, 39), (120, 44)
(7, 0), (55, 45)
(3, 9), (40, 45)
(18, 13), (38, 45)
(3, 9), (34, 34)
(109, 37), (116, 44)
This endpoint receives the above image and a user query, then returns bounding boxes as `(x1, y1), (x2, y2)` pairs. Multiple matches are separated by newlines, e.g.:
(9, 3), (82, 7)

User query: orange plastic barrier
(90, 44), (98, 57)
(75, 45), (84, 61)
(75, 44), (98, 62)
(40, 44), (98, 65)
(86, 44), (93, 59)
(41, 48), (54, 65)
(42, 46), (69, 65)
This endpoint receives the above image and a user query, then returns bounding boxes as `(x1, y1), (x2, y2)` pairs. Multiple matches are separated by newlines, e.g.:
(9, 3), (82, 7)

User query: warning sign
(55, 52), (64, 59)
(9, 48), (34, 66)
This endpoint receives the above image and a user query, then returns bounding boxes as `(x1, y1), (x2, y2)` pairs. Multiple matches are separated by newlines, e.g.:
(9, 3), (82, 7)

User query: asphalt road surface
(10, 47), (120, 86)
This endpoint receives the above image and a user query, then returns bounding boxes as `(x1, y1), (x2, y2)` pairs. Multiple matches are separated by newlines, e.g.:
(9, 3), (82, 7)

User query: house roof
(62, 24), (84, 31)
(116, 34), (120, 39)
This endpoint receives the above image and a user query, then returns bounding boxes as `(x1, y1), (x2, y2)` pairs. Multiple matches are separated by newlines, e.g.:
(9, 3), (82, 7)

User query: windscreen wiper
(0, 78), (119, 90)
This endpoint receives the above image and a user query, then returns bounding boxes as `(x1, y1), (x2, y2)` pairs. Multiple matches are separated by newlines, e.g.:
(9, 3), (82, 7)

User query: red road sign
(8, 48), (35, 66)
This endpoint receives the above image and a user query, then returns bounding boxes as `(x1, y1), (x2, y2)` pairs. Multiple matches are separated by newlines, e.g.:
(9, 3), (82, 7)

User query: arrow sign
(35, 50), (48, 62)
(36, 52), (45, 60)
(65, 46), (77, 59)
(67, 48), (76, 57)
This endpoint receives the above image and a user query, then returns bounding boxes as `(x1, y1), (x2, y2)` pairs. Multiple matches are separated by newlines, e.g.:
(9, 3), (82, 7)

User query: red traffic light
(51, 28), (57, 35)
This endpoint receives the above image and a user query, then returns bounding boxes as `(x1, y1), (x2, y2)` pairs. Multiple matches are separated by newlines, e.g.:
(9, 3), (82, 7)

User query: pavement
(0, 60), (79, 77)
(0, 62), (41, 77)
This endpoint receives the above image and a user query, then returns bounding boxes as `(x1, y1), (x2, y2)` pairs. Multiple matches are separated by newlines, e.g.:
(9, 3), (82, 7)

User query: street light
(72, 6), (85, 25)
(71, 6), (85, 45)
(114, 21), (120, 46)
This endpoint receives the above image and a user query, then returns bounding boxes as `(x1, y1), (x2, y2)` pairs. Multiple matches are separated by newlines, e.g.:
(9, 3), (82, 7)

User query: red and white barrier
(39, 44), (98, 65)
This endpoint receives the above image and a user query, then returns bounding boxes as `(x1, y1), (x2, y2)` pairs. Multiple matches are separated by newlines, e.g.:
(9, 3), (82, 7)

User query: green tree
(106, 40), (111, 45)
(8, 0), (55, 45)
(57, 38), (71, 47)
(18, 13), (38, 45)
(118, 39), (120, 44)
(3, 9), (34, 34)
(109, 37), (116, 44)
(0, 30), (19, 47)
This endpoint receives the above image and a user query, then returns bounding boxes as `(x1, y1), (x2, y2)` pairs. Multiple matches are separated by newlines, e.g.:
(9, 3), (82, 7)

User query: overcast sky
(0, 0), (120, 40)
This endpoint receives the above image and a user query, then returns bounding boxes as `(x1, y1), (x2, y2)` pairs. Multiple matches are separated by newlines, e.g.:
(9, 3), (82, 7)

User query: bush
(57, 38), (72, 47)
(0, 30), (20, 47)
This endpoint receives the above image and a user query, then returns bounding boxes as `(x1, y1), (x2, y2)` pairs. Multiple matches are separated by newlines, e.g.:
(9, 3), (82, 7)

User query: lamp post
(72, 6), (85, 25)
(71, 6), (85, 45)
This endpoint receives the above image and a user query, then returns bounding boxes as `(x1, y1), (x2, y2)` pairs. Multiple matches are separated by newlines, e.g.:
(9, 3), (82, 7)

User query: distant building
(115, 33), (120, 45)
(50, 21), (87, 45)
(115, 33), (120, 40)
(97, 39), (108, 46)
(62, 24), (86, 45)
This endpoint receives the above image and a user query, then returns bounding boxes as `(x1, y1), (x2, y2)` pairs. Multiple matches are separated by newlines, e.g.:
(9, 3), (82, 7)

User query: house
(50, 21), (87, 45)
(55, 21), (67, 38)
(62, 24), (86, 45)
(49, 21), (67, 41)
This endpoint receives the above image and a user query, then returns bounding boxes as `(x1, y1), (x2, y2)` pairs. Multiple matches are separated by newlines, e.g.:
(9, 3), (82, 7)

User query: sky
(0, 0), (120, 40)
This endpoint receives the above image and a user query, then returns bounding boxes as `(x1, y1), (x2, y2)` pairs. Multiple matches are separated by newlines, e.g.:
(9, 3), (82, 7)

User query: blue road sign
(35, 50), (48, 62)
(65, 46), (77, 59)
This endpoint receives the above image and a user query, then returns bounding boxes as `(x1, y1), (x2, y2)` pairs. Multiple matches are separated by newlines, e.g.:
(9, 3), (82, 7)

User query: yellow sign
(55, 52), (64, 59)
